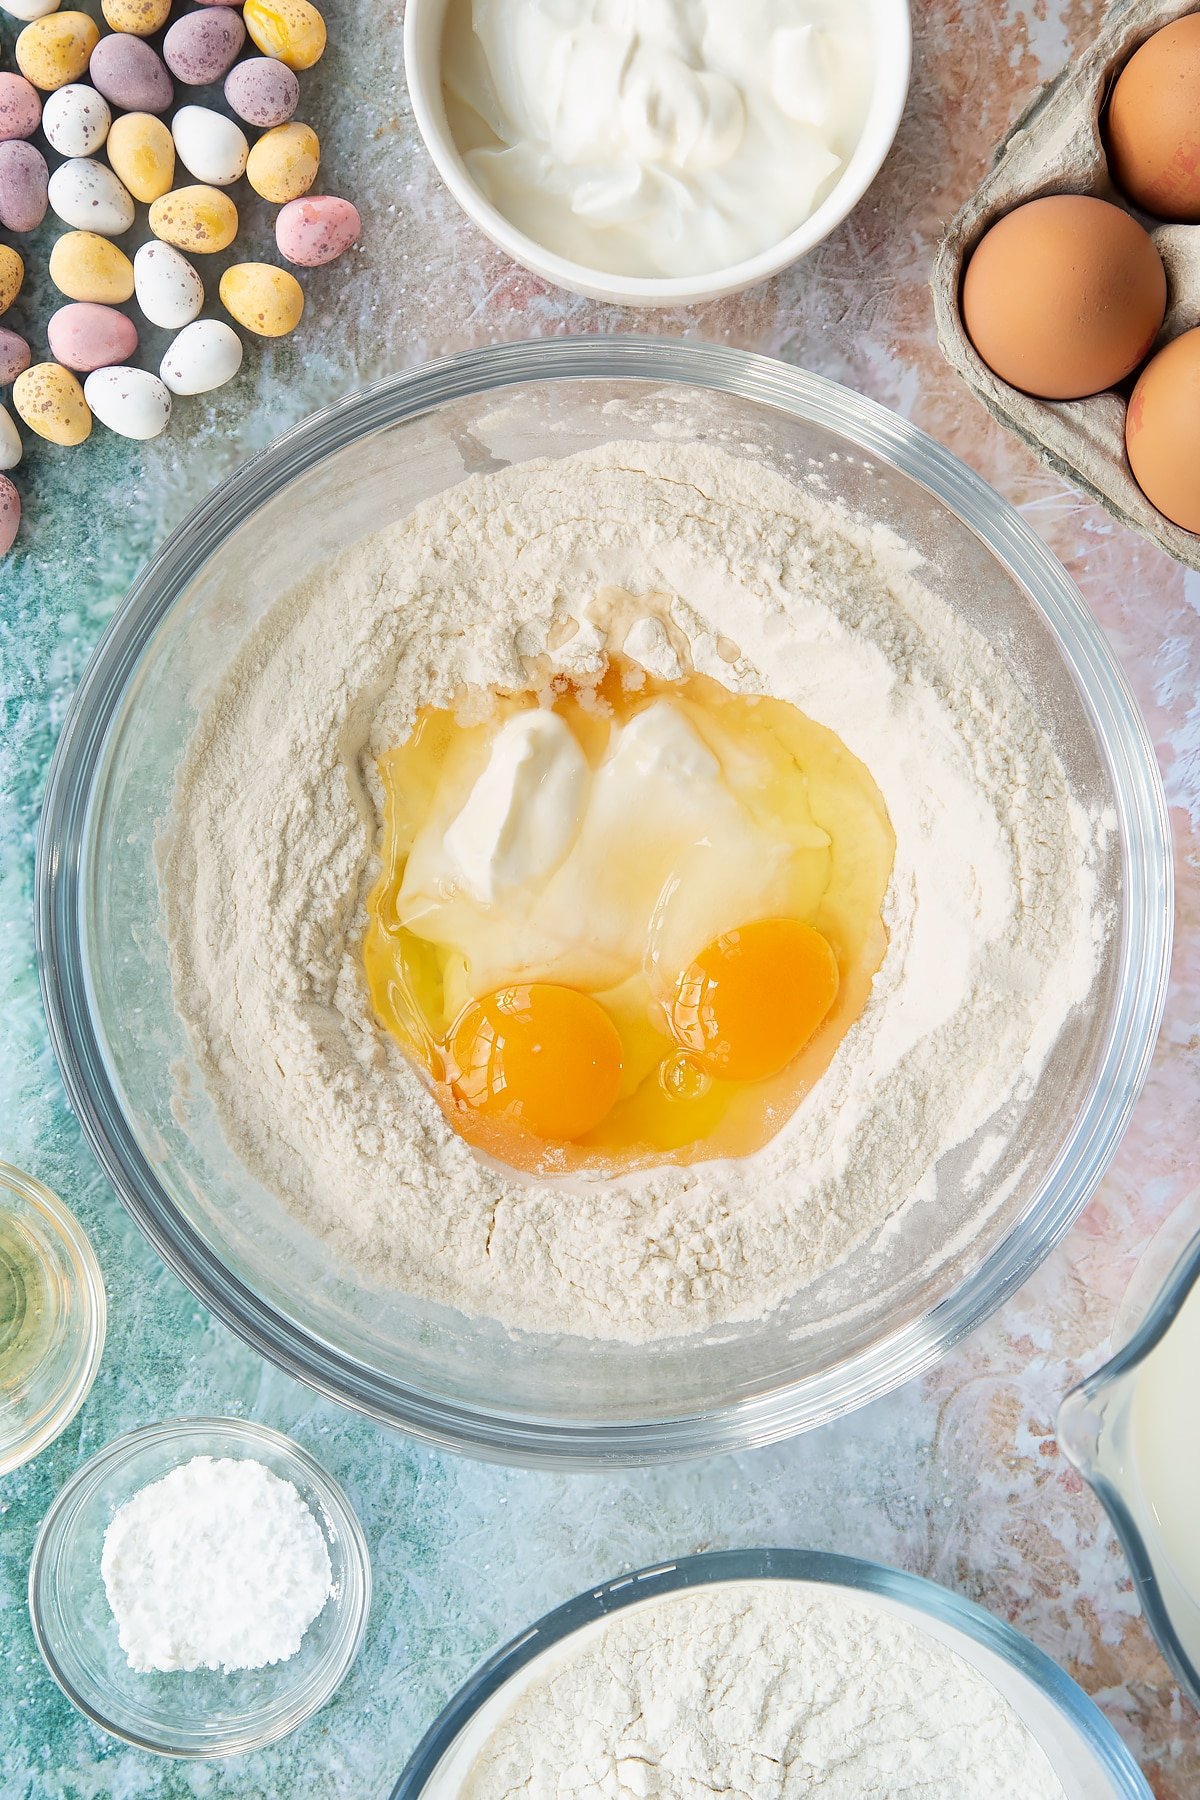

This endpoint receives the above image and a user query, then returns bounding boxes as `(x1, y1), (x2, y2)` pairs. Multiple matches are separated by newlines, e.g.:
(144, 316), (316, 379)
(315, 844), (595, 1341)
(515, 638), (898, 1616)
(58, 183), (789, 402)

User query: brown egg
(1107, 16), (1200, 220)
(961, 195), (1165, 399)
(1126, 328), (1200, 532)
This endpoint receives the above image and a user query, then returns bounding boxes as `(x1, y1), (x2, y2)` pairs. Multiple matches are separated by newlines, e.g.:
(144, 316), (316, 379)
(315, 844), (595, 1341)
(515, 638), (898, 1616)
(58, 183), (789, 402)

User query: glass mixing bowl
(35, 338), (1172, 1466)
(390, 1550), (1152, 1799)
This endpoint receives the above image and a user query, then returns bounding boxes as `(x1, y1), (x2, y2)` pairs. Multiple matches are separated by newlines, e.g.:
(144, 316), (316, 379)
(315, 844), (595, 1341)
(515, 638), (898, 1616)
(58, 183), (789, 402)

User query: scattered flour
(100, 1455), (332, 1674)
(159, 439), (1105, 1342)
(459, 1582), (1067, 1799)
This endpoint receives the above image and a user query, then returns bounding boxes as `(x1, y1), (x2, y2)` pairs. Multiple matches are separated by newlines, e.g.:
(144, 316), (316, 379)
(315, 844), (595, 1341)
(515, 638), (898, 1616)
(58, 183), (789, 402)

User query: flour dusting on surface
(159, 440), (1105, 1342)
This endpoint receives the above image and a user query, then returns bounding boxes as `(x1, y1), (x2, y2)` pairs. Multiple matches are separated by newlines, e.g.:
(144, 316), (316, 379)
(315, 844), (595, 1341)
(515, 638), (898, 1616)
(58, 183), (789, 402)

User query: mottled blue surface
(3, 1), (1198, 1795)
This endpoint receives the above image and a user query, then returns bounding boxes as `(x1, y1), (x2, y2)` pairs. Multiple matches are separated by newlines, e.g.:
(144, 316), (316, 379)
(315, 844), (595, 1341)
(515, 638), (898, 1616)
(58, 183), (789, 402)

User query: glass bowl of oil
(0, 1163), (106, 1476)
(1058, 1189), (1200, 1712)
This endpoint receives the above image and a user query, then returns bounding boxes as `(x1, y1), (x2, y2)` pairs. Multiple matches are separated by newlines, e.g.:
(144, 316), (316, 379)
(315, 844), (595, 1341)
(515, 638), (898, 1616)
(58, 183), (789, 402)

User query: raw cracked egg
(961, 194), (1166, 399)
(363, 648), (895, 1175)
(1126, 326), (1200, 533)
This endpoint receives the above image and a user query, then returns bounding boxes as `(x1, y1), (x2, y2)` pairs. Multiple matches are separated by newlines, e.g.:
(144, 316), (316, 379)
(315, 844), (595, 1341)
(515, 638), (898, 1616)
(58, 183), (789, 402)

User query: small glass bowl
(0, 1162), (105, 1477)
(27, 1416), (372, 1758)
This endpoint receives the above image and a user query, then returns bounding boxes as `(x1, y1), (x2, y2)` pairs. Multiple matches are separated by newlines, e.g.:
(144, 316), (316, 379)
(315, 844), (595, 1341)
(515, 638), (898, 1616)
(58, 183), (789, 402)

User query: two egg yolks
(363, 658), (895, 1176)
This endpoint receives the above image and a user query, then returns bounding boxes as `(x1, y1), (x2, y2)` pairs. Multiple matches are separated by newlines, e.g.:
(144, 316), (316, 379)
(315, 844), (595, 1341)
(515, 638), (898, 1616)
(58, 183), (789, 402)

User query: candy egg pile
(0, 0), (361, 555)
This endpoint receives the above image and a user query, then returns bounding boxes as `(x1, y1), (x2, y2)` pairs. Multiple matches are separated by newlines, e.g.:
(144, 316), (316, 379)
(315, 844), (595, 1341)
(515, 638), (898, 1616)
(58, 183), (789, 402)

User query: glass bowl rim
(33, 334), (1174, 1466)
(388, 1546), (1152, 1798)
(1058, 1225), (1200, 1714)
(0, 1159), (107, 1478)
(26, 1412), (373, 1759)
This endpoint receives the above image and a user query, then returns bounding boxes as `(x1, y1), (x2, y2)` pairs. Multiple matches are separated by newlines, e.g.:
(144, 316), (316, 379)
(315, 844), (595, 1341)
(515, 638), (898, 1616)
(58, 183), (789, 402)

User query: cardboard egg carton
(933, 0), (1200, 571)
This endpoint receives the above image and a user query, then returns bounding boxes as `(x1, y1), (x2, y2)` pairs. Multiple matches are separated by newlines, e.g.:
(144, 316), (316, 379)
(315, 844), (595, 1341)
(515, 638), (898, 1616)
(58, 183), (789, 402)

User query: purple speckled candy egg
(48, 301), (138, 373)
(0, 327), (31, 386)
(163, 8), (245, 85)
(276, 194), (361, 267)
(0, 139), (48, 232)
(0, 72), (41, 142)
(0, 475), (19, 558)
(90, 34), (173, 115)
(224, 55), (298, 128)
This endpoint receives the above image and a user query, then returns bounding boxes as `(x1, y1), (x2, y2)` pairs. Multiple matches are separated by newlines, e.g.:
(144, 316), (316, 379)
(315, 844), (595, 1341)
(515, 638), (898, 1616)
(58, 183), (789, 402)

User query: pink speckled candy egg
(0, 139), (48, 231)
(276, 194), (361, 267)
(90, 34), (173, 114)
(0, 328), (31, 385)
(0, 475), (19, 557)
(224, 56), (298, 128)
(163, 8), (245, 85)
(48, 301), (139, 372)
(0, 72), (42, 141)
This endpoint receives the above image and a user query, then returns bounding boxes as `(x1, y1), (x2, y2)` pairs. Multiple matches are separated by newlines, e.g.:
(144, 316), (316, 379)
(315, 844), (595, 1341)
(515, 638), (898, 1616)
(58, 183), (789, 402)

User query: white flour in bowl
(159, 440), (1105, 1342)
(457, 1582), (1066, 1798)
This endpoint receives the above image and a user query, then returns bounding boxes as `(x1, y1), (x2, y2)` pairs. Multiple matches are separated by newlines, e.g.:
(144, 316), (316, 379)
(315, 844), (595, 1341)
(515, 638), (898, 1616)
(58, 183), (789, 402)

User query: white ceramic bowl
(404, 0), (912, 306)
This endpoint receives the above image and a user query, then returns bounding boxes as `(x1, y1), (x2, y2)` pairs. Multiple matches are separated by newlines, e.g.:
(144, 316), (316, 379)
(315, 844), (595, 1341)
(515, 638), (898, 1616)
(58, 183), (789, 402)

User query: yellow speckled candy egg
(107, 112), (176, 205)
(149, 184), (238, 254)
(245, 121), (319, 204)
(16, 13), (101, 92)
(0, 245), (23, 315)
(49, 231), (135, 303)
(102, 0), (172, 36)
(242, 0), (326, 71)
(219, 261), (303, 337)
(13, 361), (92, 445)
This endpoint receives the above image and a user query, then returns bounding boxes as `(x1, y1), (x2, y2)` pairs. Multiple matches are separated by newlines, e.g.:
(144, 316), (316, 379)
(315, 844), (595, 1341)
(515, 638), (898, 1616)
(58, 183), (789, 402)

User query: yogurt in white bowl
(404, 0), (911, 305)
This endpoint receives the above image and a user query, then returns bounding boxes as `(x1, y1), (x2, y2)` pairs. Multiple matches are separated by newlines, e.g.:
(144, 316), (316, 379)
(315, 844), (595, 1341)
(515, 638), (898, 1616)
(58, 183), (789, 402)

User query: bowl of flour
(389, 1550), (1152, 1798)
(35, 338), (1172, 1464)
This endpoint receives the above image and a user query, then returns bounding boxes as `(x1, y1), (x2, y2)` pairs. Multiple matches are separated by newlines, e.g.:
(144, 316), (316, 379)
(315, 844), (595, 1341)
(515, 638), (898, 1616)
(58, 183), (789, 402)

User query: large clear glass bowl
(35, 338), (1172, 1466)
(389, 1550), (1152, 1799)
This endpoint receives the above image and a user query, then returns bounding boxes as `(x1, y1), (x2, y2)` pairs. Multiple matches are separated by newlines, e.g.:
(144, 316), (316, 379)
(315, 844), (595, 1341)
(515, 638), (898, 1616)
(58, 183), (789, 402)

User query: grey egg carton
(932, 0), (1200, 571)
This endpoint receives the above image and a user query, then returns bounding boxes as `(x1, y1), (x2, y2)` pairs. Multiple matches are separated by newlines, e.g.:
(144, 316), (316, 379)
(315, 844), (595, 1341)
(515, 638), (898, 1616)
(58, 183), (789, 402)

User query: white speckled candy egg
(159, 317), (242, 394)
(41, 82), (110, 156)
(48, 156), (134, 234)
(0, 0), (61, 22)
(0, 401), (21, 471)
(133, 239), (203, 328)
(84, 364), (171, 439)
(171, 104), (247, 188)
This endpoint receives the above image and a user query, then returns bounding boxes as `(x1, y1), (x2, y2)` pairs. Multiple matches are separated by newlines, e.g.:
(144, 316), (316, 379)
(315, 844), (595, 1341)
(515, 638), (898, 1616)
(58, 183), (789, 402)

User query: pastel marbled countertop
(2, 1), (1199, 1795)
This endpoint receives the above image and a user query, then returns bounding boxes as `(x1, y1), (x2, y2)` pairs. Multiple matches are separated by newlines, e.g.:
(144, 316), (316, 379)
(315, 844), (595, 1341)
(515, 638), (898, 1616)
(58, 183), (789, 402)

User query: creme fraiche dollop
(440, 0), (871, 280)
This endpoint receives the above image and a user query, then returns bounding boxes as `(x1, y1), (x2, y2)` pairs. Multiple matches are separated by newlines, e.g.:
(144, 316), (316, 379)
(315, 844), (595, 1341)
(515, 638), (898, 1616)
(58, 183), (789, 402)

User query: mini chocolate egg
(171, 105), (248, 187)
(47, 300), (138, 372)
(48, 156), (135, 235)
(0, 327), (31, 383)
(243, 0), (326, 71)
(149, 184), (238, 254)
(0, 139), (48, 231)
(1126, 328), (1200, 532)
(102, 0), (172, 36)
(0, 0), (59, 21)
(245, 120), (318, 203)
(224, 56), (299, 128)
(42, 82), (111, 157)
(16, 14), (100, 92)
(1108, 17), (1200, 221)
(0, 71), (41, 141)
(163, 7), (245, 85)
(0, 402), (21, 471)
(961, 195), (1166, 400)
(49, 230), (135, 303)
(0, 475), (19, 557)
(276, 194), (360, 266)
(106, 111), (175, 203)
(219, 261), (303, 336)
(84, 364), (171, 439)
(159, 317), (242, 394)
(0, 245), (23, 314)
(13, 360), (92, 444)
(89, 33), (173, 114)
(133, 239), (204, 327)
